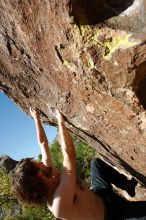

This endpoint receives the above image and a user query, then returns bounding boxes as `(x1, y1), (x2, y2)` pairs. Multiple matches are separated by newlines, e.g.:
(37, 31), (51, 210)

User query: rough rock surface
(0, 0), (146, 199)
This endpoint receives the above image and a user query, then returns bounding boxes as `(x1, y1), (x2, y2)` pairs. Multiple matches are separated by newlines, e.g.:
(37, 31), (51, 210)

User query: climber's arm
(30, 108), (54, 168)
(56, 110), (76, 171)
(50, 111), (76, 218)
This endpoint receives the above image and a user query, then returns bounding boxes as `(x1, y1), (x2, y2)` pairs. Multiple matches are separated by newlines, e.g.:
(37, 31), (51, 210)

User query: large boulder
(0, 0), (146, 198)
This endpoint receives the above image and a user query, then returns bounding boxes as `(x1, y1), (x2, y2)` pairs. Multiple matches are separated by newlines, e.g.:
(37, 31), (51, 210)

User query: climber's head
(11, 158), (52, 205)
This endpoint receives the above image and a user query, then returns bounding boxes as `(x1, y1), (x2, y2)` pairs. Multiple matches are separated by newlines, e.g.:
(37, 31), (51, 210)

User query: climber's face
(35, 162), (52, 178)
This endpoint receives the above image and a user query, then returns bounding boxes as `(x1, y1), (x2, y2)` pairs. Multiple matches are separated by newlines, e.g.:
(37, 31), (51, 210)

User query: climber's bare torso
(48, 183), (105, 220)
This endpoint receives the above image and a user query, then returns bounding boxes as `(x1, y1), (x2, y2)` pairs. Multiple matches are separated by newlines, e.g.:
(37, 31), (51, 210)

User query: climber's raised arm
(29, 108), (54, 168)
(50, 110), (76, 218)
(56, 110), (76, 170)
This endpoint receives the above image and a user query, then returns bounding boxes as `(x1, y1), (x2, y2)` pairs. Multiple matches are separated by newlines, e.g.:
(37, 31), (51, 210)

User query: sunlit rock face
(0, 0), (146, 199)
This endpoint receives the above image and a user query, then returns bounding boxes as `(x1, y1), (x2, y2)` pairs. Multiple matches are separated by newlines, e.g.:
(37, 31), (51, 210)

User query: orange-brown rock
(0, 0), (146, 199)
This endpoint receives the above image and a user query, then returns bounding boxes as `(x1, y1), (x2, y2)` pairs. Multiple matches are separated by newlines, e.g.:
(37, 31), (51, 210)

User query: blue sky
(0, 92), (57, 161)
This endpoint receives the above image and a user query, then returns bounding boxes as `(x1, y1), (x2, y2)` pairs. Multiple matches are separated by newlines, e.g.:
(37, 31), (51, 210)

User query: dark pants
(90, 158), (146, 220)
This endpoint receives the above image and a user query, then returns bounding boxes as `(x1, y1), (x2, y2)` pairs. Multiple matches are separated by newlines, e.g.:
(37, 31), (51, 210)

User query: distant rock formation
(0, 0), (146, 197)
(0, 155), (18, 173)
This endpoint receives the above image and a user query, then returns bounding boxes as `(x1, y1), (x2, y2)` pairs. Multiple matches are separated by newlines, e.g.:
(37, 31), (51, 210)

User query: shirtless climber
(12, 108), (146, 220)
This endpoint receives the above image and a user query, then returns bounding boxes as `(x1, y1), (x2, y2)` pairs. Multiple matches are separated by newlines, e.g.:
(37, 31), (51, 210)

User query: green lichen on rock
(79, 25), (90, 37)
(91, 31), (139, 59)
(102, 34), (138, 59)
(72, 22), (140, 71)
(63, 59), (71, 68)
(73, 23), (92, 40)
(88, 57), (95, 70)
(90, 30), (101, 43)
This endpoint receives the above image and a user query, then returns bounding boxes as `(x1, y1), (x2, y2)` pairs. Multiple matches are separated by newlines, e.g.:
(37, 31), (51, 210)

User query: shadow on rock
(70, 0), (134, 25)
(133, 61), (146, 110)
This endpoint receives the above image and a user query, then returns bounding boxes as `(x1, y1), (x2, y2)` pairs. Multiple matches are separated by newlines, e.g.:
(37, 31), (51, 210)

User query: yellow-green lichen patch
(63, 59), (78, 72)
(71, 24), (140, 65)
(79, 25), (90, 37)
(103, 34), (138, 59)
(88, 57), (95, 70)
(73, 23), (93, 41)
(63, 59), (71, 68)
(90, 30), (139, 59)
(90, 30), (101, 43)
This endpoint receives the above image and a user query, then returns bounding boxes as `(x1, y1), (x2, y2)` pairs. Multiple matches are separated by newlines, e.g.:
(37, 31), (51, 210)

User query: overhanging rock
(0, 0), (146, 199)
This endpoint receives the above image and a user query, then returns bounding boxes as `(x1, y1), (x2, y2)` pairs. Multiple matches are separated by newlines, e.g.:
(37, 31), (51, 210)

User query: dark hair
(11, 158), (48, 205)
